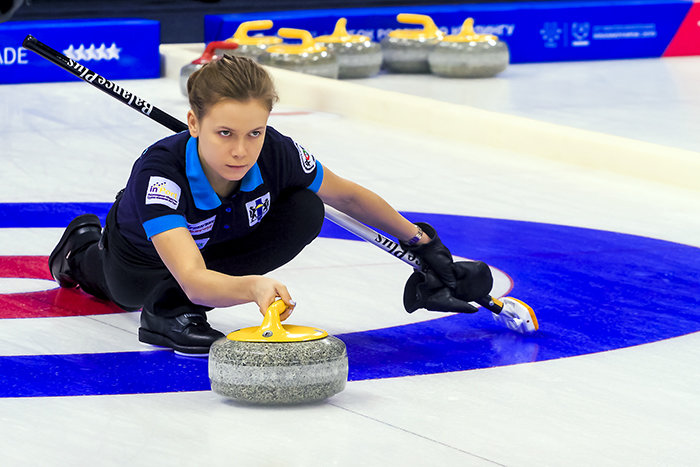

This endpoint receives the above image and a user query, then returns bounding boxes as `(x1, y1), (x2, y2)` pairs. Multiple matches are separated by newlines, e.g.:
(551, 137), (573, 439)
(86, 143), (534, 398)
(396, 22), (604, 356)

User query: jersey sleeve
(128, 154), (188, 240)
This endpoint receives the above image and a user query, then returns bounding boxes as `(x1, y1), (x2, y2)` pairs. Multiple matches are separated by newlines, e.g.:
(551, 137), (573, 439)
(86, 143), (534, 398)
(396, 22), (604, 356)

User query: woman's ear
(187, 110), (199, 138)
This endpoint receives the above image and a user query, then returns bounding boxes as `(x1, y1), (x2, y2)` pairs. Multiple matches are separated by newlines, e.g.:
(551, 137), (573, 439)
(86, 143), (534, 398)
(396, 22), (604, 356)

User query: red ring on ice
(0, 256), (124, 319)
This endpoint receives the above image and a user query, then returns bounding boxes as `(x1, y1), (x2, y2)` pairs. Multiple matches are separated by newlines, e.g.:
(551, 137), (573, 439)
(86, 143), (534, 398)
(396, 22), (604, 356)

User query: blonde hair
(187, 54), (278, 119)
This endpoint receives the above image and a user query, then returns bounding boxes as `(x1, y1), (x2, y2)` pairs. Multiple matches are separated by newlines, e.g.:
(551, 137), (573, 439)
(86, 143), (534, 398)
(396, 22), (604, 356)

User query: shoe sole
(48, 214), (102, 288)
(138, 327), (211, 356)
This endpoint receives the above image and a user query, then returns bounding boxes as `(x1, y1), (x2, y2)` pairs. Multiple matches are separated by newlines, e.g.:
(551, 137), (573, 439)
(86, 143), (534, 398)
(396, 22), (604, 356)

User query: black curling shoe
(48, 214), (102, 288)
(138, 311), (225, 356)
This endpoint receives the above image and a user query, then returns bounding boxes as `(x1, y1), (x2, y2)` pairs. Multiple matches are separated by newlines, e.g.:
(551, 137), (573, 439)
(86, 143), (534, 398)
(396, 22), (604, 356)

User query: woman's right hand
(249, 275), (296, 321)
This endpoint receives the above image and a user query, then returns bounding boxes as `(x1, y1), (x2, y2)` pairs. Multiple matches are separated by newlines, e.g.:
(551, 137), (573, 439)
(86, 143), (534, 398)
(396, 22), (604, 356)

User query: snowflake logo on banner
(63, 43), (122, 61)
(539, 22), (562, 49)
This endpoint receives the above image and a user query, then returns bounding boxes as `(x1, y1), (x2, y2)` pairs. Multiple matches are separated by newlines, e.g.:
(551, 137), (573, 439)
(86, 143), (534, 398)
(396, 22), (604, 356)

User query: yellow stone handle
(396, 13), (439, 35)
(226, 20), (282, 46)
(234, 20), (274, 39)
(460, 18), (476, 37)
(331, 17), (350, 38)
(259, 299), (288, 337)
(277, 28), (316, 48)
(316, 17), (370, 43)
(226, 298), (328, 342)
(440, 17), (499, 43)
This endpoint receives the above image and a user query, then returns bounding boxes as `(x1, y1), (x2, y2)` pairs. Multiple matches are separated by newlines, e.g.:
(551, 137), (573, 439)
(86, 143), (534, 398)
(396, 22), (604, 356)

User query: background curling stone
(258, 28), (339, 79)
(214, 19), (282, 62)
(209, 300), (348, 405)
(179, 41), (238, 96)
(429, 18), (509, 78)
(315, 17), (382, 79)
(380, 13), (443, 73)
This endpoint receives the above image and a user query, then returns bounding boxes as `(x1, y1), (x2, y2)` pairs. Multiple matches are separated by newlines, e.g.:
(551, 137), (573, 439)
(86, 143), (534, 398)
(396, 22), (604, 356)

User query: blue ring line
(1, 203), (699, 397)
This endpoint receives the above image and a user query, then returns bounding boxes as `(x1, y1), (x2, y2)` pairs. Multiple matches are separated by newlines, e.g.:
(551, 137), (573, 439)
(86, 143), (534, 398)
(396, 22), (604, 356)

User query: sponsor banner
(0, 18), (160, 84)
(205, 0), (694, 63)
(664, 0), (700, 56)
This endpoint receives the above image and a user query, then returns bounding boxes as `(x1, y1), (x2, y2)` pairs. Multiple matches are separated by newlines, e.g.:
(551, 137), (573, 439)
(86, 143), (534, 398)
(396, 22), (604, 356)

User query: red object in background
(0, 256), (125, 319)
(664, 1), (700, 56)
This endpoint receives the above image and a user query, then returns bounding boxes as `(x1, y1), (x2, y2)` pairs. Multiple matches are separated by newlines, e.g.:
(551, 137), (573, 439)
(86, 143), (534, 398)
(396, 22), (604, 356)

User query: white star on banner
(62, 43), (122, 61)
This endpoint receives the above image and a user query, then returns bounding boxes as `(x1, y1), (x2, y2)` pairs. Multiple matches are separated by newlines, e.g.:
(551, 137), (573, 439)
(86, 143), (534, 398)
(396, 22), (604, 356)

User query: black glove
(400, 222), (457, 290)
(403, 261), (494, 314)
(403, 269), (478, 314)
(453, 260), (493, 303)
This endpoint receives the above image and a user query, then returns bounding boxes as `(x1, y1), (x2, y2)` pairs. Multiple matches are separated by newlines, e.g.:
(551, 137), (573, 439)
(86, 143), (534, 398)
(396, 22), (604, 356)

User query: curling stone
(315, 18), (382, 79)
(214, 20), (282, 62)
(209, 299), (348, 405)
(179, 41), (239, 96)
(258, 28), (339, 79)
(380, 13), (443, 73)
(429, 18), (509, 78)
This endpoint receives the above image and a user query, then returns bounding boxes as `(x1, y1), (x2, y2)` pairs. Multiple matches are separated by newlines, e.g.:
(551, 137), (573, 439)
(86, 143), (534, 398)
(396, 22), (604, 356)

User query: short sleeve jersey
(116, 126), (324, 258)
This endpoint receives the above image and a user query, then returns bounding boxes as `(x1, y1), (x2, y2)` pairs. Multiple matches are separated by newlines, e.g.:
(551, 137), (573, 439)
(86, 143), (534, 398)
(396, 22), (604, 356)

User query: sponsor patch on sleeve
(194, 238), (210, 249)
(294, 141), (316, 174)
(187, 215), (216, 236)
(145, 176), (181, 209)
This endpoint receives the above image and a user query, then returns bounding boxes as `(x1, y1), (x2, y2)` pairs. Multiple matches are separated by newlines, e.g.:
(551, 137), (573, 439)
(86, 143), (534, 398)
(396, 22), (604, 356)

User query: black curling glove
(453, 260), (494, 302)
(403, 261), (493, 314)
(400, 222), (457, 290)
(403, 266), (478, 314)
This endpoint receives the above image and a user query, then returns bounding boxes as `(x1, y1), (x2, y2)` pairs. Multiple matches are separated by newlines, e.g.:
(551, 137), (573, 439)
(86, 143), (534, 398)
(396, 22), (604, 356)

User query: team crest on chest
(245, 193), (271, 227)
(294, 141), (316, 174)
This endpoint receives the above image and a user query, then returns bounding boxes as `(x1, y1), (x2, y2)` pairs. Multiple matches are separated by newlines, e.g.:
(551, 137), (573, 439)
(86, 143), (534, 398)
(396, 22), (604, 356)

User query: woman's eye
(219, 130), (231, 137)
(250, 130), (261, 137)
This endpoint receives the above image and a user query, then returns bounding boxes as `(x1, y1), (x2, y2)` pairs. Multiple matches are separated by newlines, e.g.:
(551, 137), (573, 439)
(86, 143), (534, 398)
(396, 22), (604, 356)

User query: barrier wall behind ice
(205, 0), (700, 63)
(0, 18), (160, 84)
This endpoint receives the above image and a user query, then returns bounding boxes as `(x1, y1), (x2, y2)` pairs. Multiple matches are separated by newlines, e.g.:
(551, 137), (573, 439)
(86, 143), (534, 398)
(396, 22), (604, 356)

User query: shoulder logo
(145, 176), (181, 209)
(294, 141), (316, 174)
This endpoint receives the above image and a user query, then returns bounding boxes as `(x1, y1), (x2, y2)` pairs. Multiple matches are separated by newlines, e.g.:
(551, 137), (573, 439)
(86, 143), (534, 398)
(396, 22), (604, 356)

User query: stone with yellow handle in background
(258, 28), (339, 79)
(380, 13), (443, 73)
(315, 17), (383, 79)
(429, 18), (510, 78)
(215, 20), (282, 62)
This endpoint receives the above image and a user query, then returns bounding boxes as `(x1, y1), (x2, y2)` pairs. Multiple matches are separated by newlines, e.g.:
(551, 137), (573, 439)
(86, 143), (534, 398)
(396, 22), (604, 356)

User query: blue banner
(0, 18), (160, 84)
(205, 0), (692, 63)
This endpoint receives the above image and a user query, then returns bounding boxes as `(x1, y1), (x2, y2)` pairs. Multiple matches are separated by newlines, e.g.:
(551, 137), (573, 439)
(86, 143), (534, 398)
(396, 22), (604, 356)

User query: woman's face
(187, 98), (270, 193)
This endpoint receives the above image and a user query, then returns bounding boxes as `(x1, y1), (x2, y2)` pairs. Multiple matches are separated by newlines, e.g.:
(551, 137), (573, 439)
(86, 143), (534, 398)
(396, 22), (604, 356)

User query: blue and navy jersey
(116, 126), (324, 257)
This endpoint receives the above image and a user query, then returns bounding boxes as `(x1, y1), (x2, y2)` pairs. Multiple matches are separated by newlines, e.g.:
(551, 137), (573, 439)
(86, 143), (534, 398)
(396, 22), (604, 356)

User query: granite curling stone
(380, 13), (443, 73)
(428, 18), (509, 78)
(179, 41), (239, 96)
(258, 28), (339, 79)
(315, 17), (382, 79)
(214, 19), (282, 62)
(209, 300), (349, 405)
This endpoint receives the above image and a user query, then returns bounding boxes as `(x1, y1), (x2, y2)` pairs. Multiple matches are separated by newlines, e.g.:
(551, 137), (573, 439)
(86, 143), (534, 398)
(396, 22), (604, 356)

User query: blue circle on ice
(0, 203), (699, 396)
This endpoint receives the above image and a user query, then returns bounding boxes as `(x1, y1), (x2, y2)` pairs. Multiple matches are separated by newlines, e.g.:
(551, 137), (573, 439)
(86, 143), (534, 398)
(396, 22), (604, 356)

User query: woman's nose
(231, 139), (245, 157)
